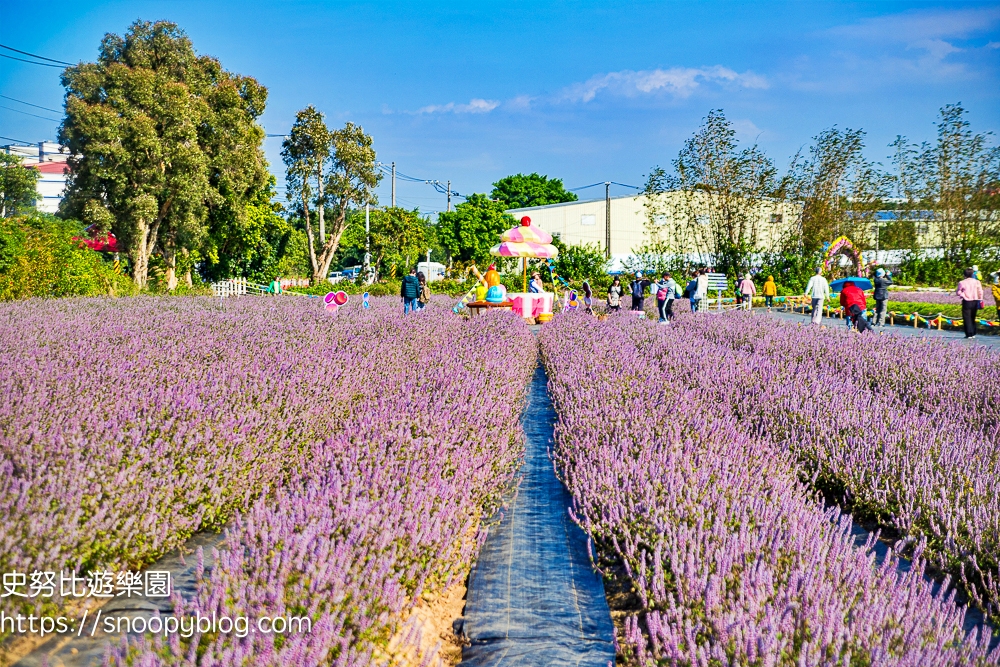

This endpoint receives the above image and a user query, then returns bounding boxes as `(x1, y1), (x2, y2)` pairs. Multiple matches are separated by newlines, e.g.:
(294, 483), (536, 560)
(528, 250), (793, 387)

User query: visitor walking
(695, 269), (709, 312)
(416, 271), (430, 311)
(582, 280), (594, 314)
(654, 273), (678, 323)
(630, 273), (652, 312)
(840, 281), (871, 333)
(401, 267), (420, 314)
(684, 273), (698, 312)
(529, 272), (544, 293)
(872, 268), (893, 327)
(804, 267), (830, 325)
(607, 277), (623, 312)
(739, 273), (756, 311)
(762, 275), (777, 311)
(957, 268), (984, 339)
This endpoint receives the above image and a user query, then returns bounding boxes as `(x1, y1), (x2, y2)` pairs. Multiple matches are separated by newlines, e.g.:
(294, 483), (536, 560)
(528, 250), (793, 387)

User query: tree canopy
(59, 19), (270, 289)
(436, 194), (517, 264)
(490, 173), (577, 209)
(282, 109), (381, 282)
(0, 154), (40, 218)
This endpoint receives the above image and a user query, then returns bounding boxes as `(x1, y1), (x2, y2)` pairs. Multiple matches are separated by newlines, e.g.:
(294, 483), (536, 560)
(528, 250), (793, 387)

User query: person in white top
(804, 267), (831, 325)
(695, 269), (709, 312)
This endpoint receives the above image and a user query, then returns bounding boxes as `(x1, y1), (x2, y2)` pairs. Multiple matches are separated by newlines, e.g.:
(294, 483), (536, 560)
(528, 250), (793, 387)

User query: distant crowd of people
(607, 268), (778, 323)
(404, 262), (994, 338)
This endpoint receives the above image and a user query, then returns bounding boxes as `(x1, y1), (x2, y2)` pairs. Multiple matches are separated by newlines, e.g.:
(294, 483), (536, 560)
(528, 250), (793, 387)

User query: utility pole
(391, 162), (396, 208)
(364, 201), (371, 280)
(605, 182), (611, 259)
(447, 180), (452, 212)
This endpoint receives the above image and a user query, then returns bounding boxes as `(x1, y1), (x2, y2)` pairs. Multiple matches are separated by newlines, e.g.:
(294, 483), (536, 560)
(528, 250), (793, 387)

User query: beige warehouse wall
(508, 194), (801, 257)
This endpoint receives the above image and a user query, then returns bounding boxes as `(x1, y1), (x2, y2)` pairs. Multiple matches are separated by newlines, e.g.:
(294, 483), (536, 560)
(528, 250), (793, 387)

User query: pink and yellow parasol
(491, 217), (559, 291)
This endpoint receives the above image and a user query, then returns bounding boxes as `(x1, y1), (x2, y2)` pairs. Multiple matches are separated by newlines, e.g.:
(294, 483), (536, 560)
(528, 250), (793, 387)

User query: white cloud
(829, 7), (1000, 42)
(416, 98), (500, 114)
(562, 66), (768, 103)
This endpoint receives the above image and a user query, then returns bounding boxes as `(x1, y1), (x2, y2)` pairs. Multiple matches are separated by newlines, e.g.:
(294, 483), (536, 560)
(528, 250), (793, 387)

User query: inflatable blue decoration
(362, 292), (370, 309)
(485, 285), (506, 303)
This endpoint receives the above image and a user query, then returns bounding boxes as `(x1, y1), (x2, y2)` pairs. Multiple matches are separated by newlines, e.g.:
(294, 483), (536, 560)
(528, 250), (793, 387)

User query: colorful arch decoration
(822, 236), (866, 276)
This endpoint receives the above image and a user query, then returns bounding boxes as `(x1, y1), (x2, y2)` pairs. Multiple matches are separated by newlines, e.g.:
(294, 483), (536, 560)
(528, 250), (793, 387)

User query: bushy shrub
(0, 213), (135, 300)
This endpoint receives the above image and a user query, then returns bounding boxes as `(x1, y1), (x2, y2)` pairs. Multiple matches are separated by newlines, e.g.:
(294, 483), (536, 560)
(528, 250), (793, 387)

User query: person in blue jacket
(400, 267), (420, 314)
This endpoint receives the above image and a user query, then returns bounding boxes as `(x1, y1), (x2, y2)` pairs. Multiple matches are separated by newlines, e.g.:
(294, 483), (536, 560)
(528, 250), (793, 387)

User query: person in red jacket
(839, 281), (871, 333)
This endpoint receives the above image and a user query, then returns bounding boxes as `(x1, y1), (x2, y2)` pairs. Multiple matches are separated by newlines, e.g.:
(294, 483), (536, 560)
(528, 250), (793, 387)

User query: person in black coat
(872, 268), (893, 327)
(401, 267), (421, 314)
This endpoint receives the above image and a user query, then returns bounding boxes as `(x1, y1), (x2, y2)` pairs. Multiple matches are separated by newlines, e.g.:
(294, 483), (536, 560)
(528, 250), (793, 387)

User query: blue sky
(1, 1), (998, 214)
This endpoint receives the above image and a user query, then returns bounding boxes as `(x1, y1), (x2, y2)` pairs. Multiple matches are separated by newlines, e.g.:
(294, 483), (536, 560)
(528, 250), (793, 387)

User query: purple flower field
(1, 296), (536, 663)
(887, 291), (962, 304)
(540, 312), (999, 664)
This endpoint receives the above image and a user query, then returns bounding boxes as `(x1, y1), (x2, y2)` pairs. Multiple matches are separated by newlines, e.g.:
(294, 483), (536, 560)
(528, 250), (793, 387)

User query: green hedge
(0, 213), (136, 301)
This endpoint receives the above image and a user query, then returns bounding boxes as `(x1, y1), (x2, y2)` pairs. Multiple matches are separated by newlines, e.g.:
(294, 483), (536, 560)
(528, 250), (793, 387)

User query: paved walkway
(769, 308), (1000, 348)
(461, 362), (615, 666)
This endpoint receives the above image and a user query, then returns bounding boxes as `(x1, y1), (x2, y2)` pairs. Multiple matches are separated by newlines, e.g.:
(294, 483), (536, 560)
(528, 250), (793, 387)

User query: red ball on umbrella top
(520, 216), (531, 226)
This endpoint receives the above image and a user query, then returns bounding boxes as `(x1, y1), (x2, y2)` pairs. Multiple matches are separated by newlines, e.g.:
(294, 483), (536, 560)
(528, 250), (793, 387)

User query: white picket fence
(211, 277), (268, 298)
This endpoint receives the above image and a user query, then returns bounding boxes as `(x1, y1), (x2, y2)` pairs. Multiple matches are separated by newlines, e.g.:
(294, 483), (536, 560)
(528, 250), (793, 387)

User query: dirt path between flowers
(459, 360), (615, 666)
(5, 531), (225, 667)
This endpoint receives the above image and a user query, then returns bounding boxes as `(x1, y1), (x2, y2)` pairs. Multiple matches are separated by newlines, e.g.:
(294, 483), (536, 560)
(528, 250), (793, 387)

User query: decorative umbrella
(490, 216), (559, 292)
(830, 277), (873, 292)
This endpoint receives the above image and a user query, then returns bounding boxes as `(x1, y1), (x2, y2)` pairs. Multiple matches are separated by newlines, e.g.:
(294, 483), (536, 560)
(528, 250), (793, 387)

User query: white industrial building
(2, 141), (71, 213)
(507, 193), (801, 271)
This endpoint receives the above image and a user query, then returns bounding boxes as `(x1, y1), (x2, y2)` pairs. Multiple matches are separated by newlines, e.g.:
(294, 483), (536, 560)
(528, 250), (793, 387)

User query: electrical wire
(0, 43), (73, 66)
(0, 104), (60, 122)
(0, 95), (61, 114)
(0, 134), (37, 144)
(0, 52), (64, 68)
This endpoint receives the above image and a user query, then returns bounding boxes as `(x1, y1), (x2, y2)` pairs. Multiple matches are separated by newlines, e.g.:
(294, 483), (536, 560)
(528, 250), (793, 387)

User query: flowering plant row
(673, 313), (1000, 615)
(885, 291), (964, 305)
(540, 313), (997, 665)
(2, 297), (536, 664)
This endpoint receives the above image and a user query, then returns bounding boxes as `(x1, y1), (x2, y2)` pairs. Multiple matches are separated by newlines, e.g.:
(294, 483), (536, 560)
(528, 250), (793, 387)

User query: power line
(0, 134), (38, 144)
(0, 52), (64, 68)
(570, 181), (641, 191)
(0, 43), (73, 66)
(0, 104), (60, 122)
(0, 95), (60, 114)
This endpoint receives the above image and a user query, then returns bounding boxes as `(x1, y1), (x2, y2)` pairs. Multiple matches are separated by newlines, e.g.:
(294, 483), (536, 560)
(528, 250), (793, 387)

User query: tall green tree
(283, 112), (380, 283)
(1, 154), (40, 217)
(436, 194), (517, 264)
(891, 103), (1000, 268)
(780, 127), (889, 254)
(490, 173), (577, 208)
(644, 109), (778, 274)
(59, 20), (269, 289)
(201, 178), (296, 283)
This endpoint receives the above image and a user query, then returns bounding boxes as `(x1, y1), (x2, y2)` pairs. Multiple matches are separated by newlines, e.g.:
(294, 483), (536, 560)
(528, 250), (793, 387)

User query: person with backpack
(739, 273), (756, 311)
(683, 272), (698, 312)
(839, 281), (871, 333)
(607, 277), (623, 312)
(762, 275), (777, 312)
(416, 271), (431, 310)
(872, 268), (893, 327)
(401, 267), (420, 314)
(630, 273), (652, 312)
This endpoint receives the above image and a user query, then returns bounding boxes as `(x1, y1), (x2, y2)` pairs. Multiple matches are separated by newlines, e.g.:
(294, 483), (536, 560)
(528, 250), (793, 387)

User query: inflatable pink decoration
(324, 291), (349, 313)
